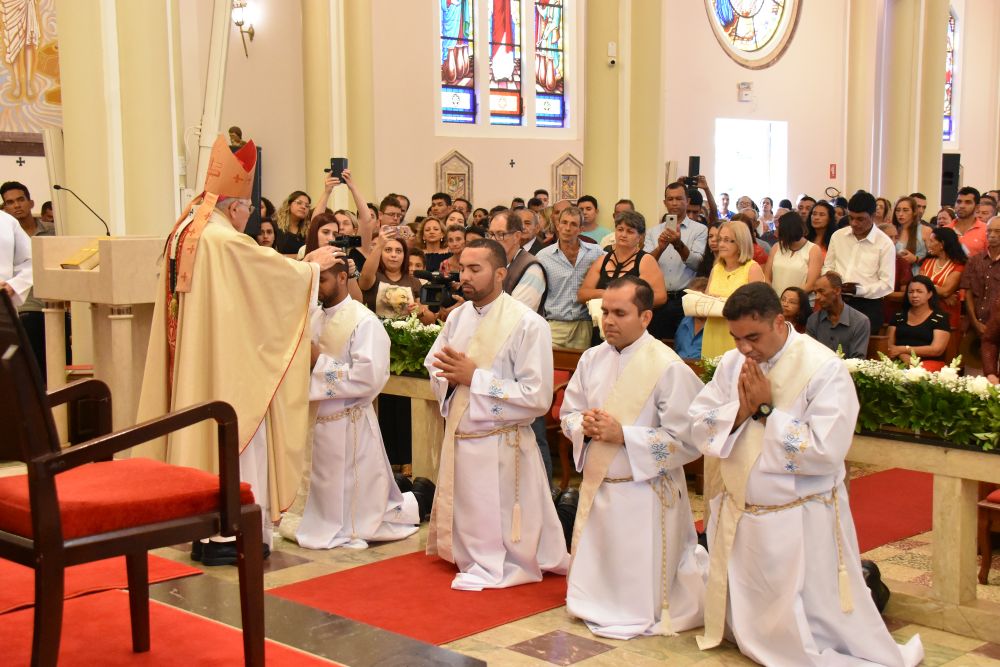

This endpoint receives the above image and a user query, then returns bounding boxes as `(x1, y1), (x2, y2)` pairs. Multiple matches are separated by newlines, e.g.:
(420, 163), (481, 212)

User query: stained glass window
(441, 0), (476, 124)
(489, 0), (523, 125)
(534, 0), (565, 127)
(439, 0), (570, 129)
(943, 10), (956, 142)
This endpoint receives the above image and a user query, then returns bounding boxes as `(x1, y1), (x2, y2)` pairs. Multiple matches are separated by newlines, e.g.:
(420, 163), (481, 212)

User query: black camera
(328, 235), (362, 249)
(413, 270), (460, 312)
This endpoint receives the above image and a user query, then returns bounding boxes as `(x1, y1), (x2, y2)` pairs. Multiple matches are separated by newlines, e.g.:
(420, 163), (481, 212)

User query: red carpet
(849, 468), (933, 553)
(0, 554), (201, 614)
(269, 551), (567, 645)
(0, 589), (339, 666)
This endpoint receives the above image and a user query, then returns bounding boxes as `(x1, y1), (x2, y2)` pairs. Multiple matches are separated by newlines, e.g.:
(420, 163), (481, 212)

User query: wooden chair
(867, 334), (889, 359)
(0, 292), (265, 667)
(548, 347), (584, 490)
(979, 483), (1000, 585)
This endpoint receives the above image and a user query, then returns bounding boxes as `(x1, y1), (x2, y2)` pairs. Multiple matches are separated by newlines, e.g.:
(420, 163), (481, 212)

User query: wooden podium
(33, 236), (164, 431)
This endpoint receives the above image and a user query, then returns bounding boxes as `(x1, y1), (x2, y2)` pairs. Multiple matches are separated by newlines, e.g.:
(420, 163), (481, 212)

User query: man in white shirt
(0, 210), (32, 308)
(821, 190), (895, 332)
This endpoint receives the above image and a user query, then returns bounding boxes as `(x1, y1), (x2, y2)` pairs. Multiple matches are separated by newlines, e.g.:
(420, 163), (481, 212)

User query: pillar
(344, 1), (376, 197)
(878, 0), (921, 197)
(55, 0), (181, 237)
(42, 300), (69, 442)
(628, 1), (665, 221)
(915, 0), (950, 207)
(845, 0), (880, 194)
(581, 0), (620, 211)
(302, 0), (363, 211)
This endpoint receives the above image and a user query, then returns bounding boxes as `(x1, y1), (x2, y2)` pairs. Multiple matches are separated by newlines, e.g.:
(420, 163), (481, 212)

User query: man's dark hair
(798, 195), (817, 205)
(957, 186), (981, 204)
(489, 204), (508, 216)
(527, 197), (544, 208)
(665, 181), (688, 199)
(909, 192), (927, 201)
(512, 197), (525, 206)
(577, 194), (599, 210)
(1, 181), (30, 201)
(847, 190), (877, 216)
(819, 270), (844, 290)
(431, 192), (453, 206)
(464, 238), (508, 270)
(491, 209), (524, 232)
(533, 188), (549, 197)
(454, 197), (472, 210)
(465, 225), (487, 239)
(378, 195), (402, 213)
(722, 283), (782, 321)
(41, 201), (52, 214)
(605, 275), (654, 314)
(776, 211), (805, 250)
(687, 189), (704, 207)
(614, 198), (635, 210)
(389, 192), (411, 208)
(778, 198), (793, 209)
(981, 195), (997, 207)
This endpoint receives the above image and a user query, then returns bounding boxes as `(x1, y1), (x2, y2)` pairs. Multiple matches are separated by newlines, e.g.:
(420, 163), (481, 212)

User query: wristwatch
(350, 269), (361, 280)
(752, 403), (773, 421)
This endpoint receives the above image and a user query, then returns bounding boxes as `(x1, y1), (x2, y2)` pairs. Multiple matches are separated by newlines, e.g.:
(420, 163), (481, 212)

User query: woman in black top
(273, 190), (311, 255)
(887, 275), (950, 370)
(578, 211), (667, 305)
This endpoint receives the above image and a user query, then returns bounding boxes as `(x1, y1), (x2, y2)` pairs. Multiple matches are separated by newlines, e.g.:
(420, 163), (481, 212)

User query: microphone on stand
(53, 184), (112, 236)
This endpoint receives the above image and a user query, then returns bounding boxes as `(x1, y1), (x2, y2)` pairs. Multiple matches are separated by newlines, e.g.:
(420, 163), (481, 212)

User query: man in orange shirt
(947, 187), (987, 257)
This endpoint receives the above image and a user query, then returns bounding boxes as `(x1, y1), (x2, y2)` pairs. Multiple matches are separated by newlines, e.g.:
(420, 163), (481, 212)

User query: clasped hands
(581, 409), (625, 445)
(735, 358), (772, 427)
(432, 345), (477, 387)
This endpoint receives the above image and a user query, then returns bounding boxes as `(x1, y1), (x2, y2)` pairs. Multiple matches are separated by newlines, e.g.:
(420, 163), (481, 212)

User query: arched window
(440, 0), (570, 131)
(943, 9), (956, 142)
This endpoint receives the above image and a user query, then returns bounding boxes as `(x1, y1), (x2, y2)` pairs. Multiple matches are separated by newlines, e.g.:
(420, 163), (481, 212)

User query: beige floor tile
(905, 625), (987, 652)
(940, 654), (1000, 666)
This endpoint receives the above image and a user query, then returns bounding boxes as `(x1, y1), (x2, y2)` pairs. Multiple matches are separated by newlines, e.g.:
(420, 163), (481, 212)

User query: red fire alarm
(829, 163), (837, 179)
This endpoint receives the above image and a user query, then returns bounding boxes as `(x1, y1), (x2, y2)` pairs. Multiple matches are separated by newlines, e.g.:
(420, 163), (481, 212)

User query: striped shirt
(536, 241), (603, 321)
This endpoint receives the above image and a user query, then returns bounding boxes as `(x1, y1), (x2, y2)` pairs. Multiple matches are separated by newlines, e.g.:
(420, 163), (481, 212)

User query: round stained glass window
(704, 0), (801, 69)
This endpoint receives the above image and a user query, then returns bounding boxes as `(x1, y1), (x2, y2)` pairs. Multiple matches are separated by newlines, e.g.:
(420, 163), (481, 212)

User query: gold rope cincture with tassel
(455, 424), (524, 542)
(317, 405), (365, 539)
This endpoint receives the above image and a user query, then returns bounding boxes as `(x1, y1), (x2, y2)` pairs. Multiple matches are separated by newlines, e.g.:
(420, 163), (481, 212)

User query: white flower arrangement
(382, 312), (442, 376)
(702, 351), (1000, 452)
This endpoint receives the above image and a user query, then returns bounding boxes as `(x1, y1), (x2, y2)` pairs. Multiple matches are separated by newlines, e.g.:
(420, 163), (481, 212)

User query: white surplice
(560, 332), (709, 639)
(689, 327), (923, 667)
(424, 297), (569, 590)
(296, 297), (419, 550)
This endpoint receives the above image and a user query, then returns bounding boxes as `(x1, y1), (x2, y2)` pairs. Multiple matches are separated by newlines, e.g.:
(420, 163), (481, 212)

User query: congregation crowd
(244, 169), (1000, 382)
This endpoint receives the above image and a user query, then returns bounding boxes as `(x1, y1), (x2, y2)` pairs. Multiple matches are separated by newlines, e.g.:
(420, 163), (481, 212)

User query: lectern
(33, 236), (164, 431)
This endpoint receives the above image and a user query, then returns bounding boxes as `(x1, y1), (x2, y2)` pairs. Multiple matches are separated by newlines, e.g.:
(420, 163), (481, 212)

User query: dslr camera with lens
(413, 270), (460, 312)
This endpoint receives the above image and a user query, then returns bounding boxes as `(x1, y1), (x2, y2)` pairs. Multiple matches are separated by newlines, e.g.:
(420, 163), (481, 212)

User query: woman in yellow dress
(701, 221), (765, 359)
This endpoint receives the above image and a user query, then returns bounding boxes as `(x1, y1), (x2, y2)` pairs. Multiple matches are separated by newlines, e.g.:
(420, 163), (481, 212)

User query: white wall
(952, 0), (1000, 190)
(662, 2), (849, 204)
(370, 0), (583, 214)
(177, 0), (306, 205)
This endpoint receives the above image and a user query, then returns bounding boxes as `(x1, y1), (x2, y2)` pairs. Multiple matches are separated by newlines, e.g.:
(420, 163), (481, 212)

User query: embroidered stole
(427, 294), (529, 563)
(697, 335), (833, 650)
(570, 339), (681, 557)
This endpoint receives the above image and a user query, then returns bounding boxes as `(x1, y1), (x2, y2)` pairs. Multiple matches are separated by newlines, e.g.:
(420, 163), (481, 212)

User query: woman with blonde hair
(701, 221), (765, 359)
(273, 190), (311, 254)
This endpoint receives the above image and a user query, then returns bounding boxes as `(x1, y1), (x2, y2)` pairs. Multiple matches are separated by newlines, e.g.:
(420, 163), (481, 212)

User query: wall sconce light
(232, 0), (255, 58)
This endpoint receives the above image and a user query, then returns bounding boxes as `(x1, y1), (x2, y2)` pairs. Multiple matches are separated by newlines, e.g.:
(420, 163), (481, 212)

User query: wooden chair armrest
(46, 378), (111, 409)
(46, 379), (113, 445)
(33, 401), (243, 534)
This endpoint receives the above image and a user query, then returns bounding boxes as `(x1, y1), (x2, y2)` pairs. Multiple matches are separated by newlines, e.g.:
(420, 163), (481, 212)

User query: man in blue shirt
(649, 180), (708, 339)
